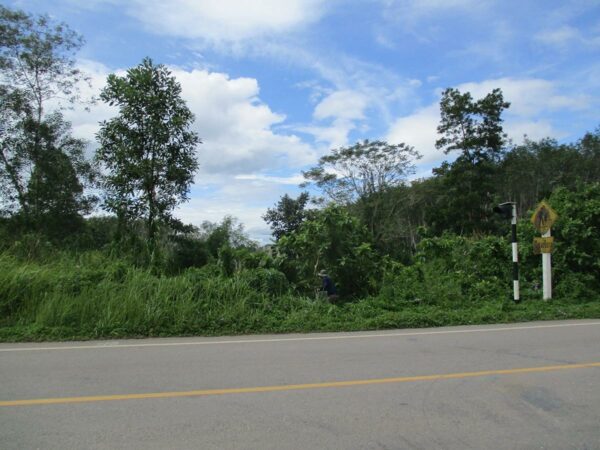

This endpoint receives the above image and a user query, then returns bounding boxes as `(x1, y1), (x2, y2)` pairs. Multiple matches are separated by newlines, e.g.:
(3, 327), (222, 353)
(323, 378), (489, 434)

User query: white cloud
(313, 90), (369, 121)
(121, 0), (329, 41)
(172, 69), (316, 175)
(386, 104), (440, 163)
(456, 78), (588, 116)
(298, 89), (371, 148)
(535, 25), (600, 50)
(504, 120), (560, 143)
(299, 120), (356, 149)
(235, 173), (305, 185)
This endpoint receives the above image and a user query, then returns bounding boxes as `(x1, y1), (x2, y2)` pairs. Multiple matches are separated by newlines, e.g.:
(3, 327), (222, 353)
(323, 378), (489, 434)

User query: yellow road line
(2, 362), (599, 407)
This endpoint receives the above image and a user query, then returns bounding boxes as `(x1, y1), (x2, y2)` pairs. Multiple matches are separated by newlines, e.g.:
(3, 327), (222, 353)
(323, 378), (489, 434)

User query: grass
(1, 252), (599, 342)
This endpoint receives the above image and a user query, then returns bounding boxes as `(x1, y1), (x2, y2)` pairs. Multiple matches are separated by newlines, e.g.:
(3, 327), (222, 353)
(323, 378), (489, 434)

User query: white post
(542, 229), (552, 300)
(511, 204), (519, 302)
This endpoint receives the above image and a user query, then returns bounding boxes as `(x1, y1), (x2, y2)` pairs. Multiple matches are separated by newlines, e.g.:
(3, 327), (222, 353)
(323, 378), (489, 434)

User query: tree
(578, 126), (600, 184)
(424, 158), (499, 235)
(263, 192), (311, 241)
(302, 140), (421, 246)
(436, 87), (510, 163)
(23, 112), (96, 236)
(498, 138), (584, 216)
(0, 86), (30, 214)
(303, 140), (420, 203)
(199, 216), (255, 258)
(96, 58), (200, 245)
(0, 5), (95, 232)
(428, 88), (511, 235)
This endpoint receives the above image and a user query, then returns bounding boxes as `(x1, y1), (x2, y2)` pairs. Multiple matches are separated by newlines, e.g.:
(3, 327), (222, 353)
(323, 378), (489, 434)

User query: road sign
(531, 201), (558, 233)
(533, 236), (554, 254)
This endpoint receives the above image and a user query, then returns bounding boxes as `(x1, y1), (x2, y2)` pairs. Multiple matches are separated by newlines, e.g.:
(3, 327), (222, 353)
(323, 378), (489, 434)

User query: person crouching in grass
(318, 269), (338, 303)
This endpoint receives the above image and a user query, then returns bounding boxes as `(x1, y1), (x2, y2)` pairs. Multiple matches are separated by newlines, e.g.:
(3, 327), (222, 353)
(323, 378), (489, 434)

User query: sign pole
(542, 229), (552, 300)
(531, 200), (557, 301)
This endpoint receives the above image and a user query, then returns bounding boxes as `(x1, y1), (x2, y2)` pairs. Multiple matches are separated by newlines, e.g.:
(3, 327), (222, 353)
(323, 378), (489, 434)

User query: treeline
(1, 5), (599, 340)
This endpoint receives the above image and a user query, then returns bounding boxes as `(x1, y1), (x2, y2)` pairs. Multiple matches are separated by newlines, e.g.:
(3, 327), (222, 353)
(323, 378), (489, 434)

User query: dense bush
(275, 205), (380, 298)
(378, 234), (509, 307)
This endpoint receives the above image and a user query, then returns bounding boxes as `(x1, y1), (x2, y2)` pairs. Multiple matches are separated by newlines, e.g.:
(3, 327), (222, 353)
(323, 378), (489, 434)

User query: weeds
(0, 249), (598, 342)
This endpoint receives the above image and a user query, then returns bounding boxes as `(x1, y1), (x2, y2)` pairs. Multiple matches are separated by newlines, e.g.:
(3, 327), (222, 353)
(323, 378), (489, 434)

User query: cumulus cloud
(386, 104), (440, 163)
(172, 69), (316, 176)
(296, 89), (372, 148)
(118, 0), (329, 42)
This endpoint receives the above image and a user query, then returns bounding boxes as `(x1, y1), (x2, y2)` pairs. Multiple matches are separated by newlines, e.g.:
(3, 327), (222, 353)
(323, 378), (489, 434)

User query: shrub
(237, 268), (289, 296)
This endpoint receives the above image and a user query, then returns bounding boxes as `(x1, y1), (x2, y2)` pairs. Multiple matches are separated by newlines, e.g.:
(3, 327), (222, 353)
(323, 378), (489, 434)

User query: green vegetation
(0, 5), (598, 342)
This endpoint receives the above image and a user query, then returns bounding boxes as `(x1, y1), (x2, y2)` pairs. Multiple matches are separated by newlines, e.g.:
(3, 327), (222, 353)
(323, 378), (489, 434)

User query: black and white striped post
(494, 202), (520, 303)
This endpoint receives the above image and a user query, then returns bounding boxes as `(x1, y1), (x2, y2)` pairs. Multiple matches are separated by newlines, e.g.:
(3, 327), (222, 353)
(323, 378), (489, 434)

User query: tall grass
(1, 251), (599, 342)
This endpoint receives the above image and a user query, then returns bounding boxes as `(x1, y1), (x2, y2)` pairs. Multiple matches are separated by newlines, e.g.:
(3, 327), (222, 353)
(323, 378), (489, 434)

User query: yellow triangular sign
(531, 201), (558, 233)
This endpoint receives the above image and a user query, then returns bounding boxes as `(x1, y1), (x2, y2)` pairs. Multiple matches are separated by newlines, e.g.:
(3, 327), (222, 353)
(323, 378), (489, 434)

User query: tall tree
(96, 58), (200, 244)
(302, 140), (421, 246)
(0, 5), (95, 230)
(430, 88), (510, 235)
(436, 87), (510, 163)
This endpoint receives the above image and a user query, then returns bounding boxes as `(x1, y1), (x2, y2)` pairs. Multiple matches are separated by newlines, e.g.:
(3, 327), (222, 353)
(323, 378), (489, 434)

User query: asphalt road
(1, 319), (600, 450)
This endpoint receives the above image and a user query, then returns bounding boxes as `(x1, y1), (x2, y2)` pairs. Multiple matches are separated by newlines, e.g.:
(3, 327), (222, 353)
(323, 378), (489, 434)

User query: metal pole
(511, 203), (520, 303)
(542, 229), (552, 300)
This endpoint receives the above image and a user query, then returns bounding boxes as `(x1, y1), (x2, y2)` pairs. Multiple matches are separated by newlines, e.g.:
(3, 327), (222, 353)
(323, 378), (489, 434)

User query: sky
(6, 0), (600, 242)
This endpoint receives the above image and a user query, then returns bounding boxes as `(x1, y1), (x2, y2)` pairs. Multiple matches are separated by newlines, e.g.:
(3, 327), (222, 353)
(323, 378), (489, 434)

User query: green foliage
(263, 192), (311, 241)
(547, 183), (600, 296)
(302, 140), (421, 252)
(512, 183), (600, 301)
(0, 6), (96, 236)
(498, 137), (597, 216)
(96, 57), (200, 244)
(276, 205), (379, 298)
(425, 158), (501, 235)
(237, 268), (289, 296)
(200, 216), (255, 258)
(1, 250), (598, 342)
(167, 234), (210, 274)
(436, 87), (510, 163)
(0, 5), (86, 110)
(378, 234), (509, 307)
(218, 244), (235, 277)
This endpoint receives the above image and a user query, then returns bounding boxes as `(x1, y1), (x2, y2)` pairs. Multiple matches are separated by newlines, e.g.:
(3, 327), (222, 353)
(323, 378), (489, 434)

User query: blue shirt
(322, 276), (337, 295)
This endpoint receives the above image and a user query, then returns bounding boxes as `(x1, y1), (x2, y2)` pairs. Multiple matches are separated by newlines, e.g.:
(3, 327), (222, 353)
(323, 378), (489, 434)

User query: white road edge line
(1, 321), (600, 352)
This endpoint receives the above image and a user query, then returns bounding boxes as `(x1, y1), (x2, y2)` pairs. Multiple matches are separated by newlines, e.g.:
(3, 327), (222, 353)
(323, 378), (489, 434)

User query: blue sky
(7, 0), (600, 242)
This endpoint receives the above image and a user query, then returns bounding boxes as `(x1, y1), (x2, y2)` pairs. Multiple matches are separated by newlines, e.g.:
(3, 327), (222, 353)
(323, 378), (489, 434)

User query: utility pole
(494, 202), (520, 303)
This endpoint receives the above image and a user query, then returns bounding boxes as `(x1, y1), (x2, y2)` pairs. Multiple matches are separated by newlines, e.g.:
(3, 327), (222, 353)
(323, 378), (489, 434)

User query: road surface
(1, 319), (600, 449)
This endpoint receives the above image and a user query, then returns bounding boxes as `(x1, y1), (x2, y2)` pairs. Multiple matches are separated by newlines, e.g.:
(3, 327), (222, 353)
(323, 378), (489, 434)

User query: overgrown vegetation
(0, 5), (598, 342)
